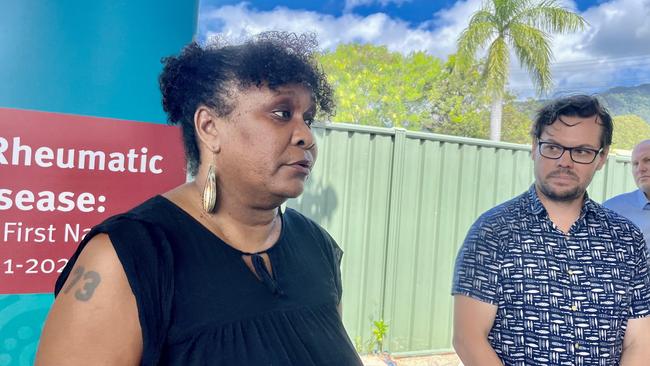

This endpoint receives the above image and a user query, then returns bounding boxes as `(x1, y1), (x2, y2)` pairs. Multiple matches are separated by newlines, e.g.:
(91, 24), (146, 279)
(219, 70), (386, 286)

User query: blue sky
(202, 0), (603, 24)
(199, 0), (650, 98)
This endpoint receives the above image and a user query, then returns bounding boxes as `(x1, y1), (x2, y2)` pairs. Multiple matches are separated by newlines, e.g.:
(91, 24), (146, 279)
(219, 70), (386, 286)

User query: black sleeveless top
(55, 196), (363, 366)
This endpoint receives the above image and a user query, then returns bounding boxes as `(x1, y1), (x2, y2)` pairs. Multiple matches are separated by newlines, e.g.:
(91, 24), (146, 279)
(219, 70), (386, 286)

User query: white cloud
(199, 0), (650, 98)
(199, 1), (481, 58)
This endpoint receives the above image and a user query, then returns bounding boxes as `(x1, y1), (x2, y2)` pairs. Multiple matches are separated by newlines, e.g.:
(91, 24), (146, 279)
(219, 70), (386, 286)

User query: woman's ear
(194, 105), (222, 153)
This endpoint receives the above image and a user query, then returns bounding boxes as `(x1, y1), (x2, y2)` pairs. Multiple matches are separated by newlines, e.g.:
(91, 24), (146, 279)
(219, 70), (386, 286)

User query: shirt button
(575, 343), (580, 349)
(571, 305), (578, 311)
(568, 270), (574, 275)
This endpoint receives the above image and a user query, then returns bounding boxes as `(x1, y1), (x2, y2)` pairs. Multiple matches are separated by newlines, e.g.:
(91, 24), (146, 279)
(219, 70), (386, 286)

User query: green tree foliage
(318, 44), (443, 129)
(501, 95), (534, 144)
(317, 41), (650, 148)
(611, 114), (650, 150)
(456, 0), (585, 141)
(318, 44), (498, 137)
(424, 55), (491, 138)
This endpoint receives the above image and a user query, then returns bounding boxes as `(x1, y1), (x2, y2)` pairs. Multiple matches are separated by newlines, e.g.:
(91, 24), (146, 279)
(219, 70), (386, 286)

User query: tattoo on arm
(75, 271), (101, 301)
(62, 265), (102, 301)
(63, 266), (85, 294)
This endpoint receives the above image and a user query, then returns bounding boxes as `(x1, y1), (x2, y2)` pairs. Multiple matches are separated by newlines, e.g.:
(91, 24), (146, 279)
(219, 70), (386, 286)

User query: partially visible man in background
(604, 139), (650, 248)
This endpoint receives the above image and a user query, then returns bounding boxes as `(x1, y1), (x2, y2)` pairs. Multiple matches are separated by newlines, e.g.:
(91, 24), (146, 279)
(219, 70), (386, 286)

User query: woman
(36, 32), (363, 365)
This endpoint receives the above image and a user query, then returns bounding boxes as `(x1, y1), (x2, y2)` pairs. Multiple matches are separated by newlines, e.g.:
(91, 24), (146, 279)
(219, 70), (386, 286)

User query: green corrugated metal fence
(288, 122), (637, 355)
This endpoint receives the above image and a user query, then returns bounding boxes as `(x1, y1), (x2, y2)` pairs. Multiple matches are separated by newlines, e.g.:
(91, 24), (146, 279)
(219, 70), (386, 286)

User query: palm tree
(456, 0), (586, 141)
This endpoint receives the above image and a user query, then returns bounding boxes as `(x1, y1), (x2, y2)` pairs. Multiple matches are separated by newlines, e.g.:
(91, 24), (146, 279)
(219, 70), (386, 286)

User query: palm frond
(468, 7), (495, 24)
(516, 0), (587, 33)
(508, 22), (553, 93)
(456, 10), (496, 71)
(457, 21), (496, 58)
(484, 37), (510, 96)
(493, 0), (522, 29)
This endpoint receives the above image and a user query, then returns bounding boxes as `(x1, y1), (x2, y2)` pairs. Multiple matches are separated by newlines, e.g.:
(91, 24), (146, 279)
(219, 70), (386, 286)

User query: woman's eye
(272, 110), (291, 120)
(304, 118), (314, 127)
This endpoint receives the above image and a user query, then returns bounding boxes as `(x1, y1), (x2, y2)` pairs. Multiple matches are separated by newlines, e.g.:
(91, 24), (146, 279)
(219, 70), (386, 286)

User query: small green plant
(354, 318), (391, 355)
(371, 319), (389, 353)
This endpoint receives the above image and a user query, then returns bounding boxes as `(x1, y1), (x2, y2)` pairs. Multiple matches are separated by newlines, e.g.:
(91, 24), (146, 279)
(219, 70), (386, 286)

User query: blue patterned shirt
(452, 185), (650, 366)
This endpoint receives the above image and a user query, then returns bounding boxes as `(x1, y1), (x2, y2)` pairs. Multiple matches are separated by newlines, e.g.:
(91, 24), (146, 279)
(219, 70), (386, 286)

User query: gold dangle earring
(202, 156), (217, 214)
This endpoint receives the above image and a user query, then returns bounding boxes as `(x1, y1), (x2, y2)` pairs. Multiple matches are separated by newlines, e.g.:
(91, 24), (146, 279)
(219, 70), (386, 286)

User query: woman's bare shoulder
(35, 234), (142, 365)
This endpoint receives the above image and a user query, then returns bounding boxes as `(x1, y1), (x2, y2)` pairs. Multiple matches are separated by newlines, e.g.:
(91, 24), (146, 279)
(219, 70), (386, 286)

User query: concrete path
(361, 353), (462, 366)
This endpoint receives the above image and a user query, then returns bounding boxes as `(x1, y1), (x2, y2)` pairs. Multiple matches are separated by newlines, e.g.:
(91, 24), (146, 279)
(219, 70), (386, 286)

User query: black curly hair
(159, 32), (334, 176)
(532, 95), (613, 148)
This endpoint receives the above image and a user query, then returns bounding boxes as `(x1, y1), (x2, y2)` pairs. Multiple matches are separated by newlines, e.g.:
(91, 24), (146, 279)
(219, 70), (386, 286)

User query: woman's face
(215, 83), (318, 207)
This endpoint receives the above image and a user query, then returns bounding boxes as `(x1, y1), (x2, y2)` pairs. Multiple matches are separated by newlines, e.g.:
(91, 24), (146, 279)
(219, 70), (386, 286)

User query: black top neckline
(153, 195), (286, 256)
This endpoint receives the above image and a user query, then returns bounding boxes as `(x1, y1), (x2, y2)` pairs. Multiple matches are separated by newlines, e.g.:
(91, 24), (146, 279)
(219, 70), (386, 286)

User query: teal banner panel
(0, 295), (52, 366)
(0, 1), (198, 365)
(0, 0), (198, 123)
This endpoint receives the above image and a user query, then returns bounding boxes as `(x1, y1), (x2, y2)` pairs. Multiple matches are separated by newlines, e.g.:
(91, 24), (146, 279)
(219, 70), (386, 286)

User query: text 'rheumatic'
(0, 137), (164, 174)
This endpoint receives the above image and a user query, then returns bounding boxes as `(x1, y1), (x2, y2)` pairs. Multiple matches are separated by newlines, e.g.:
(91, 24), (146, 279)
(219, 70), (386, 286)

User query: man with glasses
(452, 95), (650, 366)
(603, 140), (650, 251)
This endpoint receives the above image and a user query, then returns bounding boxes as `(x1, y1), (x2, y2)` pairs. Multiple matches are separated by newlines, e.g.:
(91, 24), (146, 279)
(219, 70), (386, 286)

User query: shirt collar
(582, 193), (599, 218)
(527, 185), (546, 215)
(635, 189), (650, 210)
(526, 184), (598, 218)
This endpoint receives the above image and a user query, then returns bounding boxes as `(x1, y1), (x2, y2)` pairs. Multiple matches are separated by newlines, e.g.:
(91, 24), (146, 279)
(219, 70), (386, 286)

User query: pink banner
(0, 108), (186, 294)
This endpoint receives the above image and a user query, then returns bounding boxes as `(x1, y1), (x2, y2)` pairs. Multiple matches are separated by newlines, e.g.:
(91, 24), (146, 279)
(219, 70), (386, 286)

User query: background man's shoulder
(602, 190), (637, 209)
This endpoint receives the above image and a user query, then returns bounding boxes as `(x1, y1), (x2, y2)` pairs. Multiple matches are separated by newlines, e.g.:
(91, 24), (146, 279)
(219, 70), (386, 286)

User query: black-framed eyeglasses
(537, 140), (603, 164)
